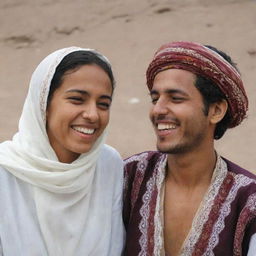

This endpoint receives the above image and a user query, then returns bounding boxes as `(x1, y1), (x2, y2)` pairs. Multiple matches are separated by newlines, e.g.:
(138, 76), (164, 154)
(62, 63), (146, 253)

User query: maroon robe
(123, 151), (256, 256)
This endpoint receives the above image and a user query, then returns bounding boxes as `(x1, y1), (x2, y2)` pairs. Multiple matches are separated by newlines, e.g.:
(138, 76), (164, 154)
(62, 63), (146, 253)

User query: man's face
(149, 69), (213, 154)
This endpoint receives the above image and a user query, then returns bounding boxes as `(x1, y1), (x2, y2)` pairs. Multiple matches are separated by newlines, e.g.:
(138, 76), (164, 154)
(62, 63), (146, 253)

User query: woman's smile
(46, 64), (112, 163)
(71, 125), (96, 135)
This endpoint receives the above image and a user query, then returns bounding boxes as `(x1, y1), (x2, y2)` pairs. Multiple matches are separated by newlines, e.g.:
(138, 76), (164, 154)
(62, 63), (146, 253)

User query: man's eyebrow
(149, 89), (188, 96)
(65, 89), (112, 101)
(149, 90), (159, 96)
(165, 89), (188, 96)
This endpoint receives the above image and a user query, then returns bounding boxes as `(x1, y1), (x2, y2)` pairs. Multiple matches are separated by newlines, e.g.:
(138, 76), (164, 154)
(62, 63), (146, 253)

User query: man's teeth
(157, 123), (176, 130)
(73, 126), (95, 134)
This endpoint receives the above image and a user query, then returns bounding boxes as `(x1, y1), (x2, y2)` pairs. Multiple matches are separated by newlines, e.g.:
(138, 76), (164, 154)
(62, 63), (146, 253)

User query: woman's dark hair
(47, 50), (115, 105)
(195, 45), (239, 140)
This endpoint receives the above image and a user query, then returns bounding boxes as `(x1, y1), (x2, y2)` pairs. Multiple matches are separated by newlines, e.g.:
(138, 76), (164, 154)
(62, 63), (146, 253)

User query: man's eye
(172, 97), (184, 102)
(151, 98), (158, 104)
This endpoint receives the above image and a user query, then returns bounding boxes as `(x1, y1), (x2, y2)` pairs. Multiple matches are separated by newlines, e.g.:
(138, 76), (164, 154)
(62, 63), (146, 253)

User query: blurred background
(0, 0), (255, 171)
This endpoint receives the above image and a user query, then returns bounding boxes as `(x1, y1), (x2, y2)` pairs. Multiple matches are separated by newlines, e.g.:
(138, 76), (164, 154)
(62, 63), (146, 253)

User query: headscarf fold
(0, 47), (111, 255)
(146, 41), (248, 127)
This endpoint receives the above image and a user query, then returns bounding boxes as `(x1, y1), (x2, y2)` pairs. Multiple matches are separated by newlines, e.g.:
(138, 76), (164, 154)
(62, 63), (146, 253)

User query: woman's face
(46, 64), (112, 163)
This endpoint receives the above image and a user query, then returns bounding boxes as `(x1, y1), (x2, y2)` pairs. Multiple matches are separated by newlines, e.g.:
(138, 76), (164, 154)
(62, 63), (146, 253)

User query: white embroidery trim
(180, 156), (227, 256)
(203, 175), (256, 256)
(153, 156), (167, 256)
(138, 153), (166, 256)
(124, 153), (148, 203)
(139, 173), (155, 256)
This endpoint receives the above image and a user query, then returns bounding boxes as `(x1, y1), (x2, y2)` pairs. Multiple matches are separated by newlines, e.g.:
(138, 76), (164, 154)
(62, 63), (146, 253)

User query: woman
(0, 47), (124, 255)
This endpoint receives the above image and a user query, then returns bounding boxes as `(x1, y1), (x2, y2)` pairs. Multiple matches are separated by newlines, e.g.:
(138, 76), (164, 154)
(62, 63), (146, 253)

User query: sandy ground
(0, 0), (255, 172)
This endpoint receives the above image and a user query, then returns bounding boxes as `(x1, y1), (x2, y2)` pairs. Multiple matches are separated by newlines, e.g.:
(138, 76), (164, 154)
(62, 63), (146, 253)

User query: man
(123, 41), (256, 256)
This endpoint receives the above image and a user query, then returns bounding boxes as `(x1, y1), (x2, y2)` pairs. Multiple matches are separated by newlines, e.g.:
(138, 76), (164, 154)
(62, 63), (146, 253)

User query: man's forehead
(151, 69), (196, 90)
(154, 68), (196, 80)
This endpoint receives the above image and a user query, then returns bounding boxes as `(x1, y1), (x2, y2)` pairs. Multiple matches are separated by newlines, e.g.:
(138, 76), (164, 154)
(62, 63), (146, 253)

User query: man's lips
(153, 115), (180, 137)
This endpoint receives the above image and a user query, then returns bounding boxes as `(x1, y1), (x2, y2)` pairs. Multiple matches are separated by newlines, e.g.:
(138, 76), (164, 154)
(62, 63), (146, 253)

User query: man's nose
(152, 98), (169, 115)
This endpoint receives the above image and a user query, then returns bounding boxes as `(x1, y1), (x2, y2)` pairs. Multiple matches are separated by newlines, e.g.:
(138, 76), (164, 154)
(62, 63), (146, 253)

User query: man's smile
(157, 123), (177, 131)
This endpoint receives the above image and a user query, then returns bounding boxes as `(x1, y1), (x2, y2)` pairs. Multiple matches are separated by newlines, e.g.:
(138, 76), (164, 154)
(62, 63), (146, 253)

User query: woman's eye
(68, 97), (83, 103)
(98, 102), (110, 110)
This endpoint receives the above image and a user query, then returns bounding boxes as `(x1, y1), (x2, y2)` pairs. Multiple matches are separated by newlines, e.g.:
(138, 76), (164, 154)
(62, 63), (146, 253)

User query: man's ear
(209, 100), (228, 124)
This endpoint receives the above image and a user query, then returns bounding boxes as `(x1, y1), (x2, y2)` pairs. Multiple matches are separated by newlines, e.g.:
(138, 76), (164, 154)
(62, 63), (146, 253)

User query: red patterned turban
(146, 41), (248, 128)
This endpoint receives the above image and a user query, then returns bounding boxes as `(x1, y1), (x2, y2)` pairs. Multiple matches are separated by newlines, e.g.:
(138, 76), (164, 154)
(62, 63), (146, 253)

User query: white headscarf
(0, 47), (112, 254)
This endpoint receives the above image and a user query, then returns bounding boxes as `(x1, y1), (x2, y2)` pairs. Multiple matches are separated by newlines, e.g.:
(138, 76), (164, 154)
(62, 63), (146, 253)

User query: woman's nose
(82, 104), (99, 122)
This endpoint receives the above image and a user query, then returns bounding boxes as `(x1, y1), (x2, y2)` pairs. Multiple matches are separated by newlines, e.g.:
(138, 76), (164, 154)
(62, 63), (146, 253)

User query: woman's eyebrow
(65, 89), (112, 101)
(100, 95), (112, 101)
(65, 89), (88, 95)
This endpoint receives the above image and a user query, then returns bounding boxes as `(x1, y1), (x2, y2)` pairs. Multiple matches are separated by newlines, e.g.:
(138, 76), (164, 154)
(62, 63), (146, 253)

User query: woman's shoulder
(0, 165), (14, 182)
(0, 165), (27, 189)
(98, 144), (123, 173)
(100, 144), (122, 162)
(0, 165), (31, 203)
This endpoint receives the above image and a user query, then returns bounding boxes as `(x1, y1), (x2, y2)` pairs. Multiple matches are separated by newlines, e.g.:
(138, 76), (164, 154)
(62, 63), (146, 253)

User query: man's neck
(166, 148), (217, 189)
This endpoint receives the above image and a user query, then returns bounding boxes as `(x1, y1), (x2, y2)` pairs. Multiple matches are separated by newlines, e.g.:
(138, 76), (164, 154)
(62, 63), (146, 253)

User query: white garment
(0, 144), (124, 256)
(0, 47), (124, 255)
(248, 234), (256, 256)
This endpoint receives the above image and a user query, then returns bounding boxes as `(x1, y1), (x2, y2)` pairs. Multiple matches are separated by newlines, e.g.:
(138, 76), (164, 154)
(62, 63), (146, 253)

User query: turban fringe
(146, 42), (248, 128)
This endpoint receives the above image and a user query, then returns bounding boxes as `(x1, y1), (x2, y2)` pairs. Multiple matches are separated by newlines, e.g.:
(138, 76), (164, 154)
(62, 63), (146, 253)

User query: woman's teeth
(73, 126), (95, 134)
